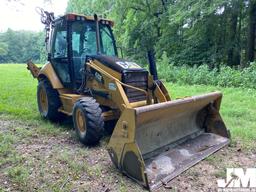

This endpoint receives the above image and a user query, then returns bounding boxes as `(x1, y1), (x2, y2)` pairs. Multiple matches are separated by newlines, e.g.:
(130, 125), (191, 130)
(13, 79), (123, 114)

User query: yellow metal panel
(108, 108), (136, 164)
(66, 13), (114, 26)
(87, 60), (131, 109)
(130, 101), (147, 108)
(153, 83), (167, 102)
(59, 94), (83, 115)
(121, 143), (148, 187)
(92, 60), (122, 80)
(39, 63), (63, 89)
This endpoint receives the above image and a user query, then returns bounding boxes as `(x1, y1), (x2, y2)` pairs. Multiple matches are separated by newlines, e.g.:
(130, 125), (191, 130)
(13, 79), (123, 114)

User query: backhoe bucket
(108, 92), (230, 191)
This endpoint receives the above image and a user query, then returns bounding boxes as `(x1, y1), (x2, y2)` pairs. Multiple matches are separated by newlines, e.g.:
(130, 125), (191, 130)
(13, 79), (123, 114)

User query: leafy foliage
(0, 29), (46, 63)
(158, 53), (256, 89)
(67, 0), (256, 68)
(0, 42), (8, 56)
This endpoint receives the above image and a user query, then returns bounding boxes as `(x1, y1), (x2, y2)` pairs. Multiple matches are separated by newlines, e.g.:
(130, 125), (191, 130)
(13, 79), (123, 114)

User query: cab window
(50, 21), (71, 85)
(52, 29), (67, 58)
(100, 25), (116, 56)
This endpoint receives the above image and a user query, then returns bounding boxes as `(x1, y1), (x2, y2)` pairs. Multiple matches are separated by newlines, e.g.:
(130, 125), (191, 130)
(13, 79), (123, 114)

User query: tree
(66, 0), (256, 67)
(247, 0), (256, 63)
(0, 42), (8, 56)
(0, 29), (46, 63)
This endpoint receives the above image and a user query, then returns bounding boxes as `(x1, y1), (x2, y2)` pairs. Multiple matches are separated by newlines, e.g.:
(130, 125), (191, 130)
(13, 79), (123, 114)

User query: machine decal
(94, 71), (103, 83)
(108, 83), (117, 91)
(116, 61), (141, 69)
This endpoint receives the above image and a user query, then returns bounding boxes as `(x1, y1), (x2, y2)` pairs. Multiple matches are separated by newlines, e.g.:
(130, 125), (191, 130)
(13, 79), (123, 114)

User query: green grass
(165, 83), (256, 147)
(0, 64), (39, 120)
(0, 64), (72, 191)
(0, 64), (256, 147)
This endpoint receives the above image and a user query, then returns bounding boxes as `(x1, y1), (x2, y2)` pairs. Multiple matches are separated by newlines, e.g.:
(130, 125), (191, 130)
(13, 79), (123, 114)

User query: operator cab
(49, 14), (117, 89)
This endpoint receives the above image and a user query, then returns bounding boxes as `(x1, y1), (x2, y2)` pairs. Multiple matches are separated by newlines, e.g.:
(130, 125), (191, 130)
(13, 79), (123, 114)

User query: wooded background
(1, 0), (256, 68)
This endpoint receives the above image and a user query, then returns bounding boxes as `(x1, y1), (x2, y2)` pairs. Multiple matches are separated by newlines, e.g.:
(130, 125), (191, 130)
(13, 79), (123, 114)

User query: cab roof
(58, 13), (114, 27)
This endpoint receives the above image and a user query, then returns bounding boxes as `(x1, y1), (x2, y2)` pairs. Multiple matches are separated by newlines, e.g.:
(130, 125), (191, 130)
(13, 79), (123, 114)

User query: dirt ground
(0, 118), (255, 192)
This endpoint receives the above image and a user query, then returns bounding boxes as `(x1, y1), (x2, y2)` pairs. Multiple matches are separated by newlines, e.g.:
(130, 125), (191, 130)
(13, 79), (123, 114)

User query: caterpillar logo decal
(116, 61), (141, 69)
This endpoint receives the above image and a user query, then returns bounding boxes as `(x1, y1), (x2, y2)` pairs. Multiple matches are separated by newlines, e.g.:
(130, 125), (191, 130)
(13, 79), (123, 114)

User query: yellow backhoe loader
(27, 9), (230, 191)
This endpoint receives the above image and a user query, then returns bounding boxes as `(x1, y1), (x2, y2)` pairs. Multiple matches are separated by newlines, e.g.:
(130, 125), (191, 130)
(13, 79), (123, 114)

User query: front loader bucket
(108, 92), (230, 191)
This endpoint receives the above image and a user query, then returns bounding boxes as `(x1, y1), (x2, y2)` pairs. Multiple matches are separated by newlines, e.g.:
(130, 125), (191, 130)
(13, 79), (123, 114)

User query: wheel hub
(76, 109), (86, 133)
(39, 87), (48, 113)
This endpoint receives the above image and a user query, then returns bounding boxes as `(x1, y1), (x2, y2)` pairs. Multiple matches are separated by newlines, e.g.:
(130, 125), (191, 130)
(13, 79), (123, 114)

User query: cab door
(71, 21), (98, 89)
(50, 19), (72, 88)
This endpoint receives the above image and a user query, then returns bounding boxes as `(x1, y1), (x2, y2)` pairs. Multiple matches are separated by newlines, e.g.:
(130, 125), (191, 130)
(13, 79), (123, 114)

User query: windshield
(71, 20), (117, 57)
(71, 20), (117, 82)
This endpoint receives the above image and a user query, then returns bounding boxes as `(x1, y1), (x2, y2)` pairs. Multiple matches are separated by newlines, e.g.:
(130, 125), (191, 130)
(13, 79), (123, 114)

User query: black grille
(122, 71), (148, 102)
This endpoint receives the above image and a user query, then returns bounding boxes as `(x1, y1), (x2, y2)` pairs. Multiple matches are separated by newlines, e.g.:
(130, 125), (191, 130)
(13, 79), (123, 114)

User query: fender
(38, 63), (63, 89)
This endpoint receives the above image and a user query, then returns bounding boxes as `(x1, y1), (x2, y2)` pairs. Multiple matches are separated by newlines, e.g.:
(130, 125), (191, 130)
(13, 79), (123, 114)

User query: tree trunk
(233, 1), (243, 66)
(227, 2), (239, 66)
(246, 0), (256, 63)
(237, 0), (244, 67)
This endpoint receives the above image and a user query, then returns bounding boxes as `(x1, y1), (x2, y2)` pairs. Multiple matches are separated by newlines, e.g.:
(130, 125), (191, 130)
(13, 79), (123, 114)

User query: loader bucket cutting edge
(108, 92), (230, 191)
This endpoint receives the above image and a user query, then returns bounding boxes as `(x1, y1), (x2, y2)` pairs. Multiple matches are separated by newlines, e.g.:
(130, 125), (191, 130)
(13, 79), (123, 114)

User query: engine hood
(90, 55), (146, 73)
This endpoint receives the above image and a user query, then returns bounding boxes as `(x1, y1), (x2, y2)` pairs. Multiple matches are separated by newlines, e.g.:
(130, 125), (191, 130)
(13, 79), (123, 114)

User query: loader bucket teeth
(108, 92), (230, 191)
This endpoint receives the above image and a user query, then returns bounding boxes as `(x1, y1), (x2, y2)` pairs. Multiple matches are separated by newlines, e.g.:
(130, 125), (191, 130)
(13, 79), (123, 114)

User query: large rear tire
(37, 79), (63, 121)
(73, 97), (104, 145)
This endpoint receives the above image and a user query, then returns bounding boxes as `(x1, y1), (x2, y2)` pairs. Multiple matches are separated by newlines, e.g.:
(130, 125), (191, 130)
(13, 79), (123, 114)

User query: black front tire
(37, 79), (63, 121)
(73, 97), (104, 145)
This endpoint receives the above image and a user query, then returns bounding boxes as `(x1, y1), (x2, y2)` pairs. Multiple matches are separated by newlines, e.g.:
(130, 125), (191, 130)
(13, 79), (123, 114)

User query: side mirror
(117, 47), (124, 58)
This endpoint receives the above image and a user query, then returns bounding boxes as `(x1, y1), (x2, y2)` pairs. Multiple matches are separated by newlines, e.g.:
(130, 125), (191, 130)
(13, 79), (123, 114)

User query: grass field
(1, 64), (255, 144)
(0, 64), (256, 191)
